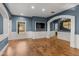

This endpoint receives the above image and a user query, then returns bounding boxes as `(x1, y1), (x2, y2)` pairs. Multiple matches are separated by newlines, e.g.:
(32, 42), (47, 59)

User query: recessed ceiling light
(31, 6), (35, 9)
(42, 8), (46, 12)
(20, 13), (24, 15)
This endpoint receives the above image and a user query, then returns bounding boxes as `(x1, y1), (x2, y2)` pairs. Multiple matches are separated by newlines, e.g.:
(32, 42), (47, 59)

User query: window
(17, 22), (25, 34)
(59, 19), (71, 31)
(36, 22), (45, 31)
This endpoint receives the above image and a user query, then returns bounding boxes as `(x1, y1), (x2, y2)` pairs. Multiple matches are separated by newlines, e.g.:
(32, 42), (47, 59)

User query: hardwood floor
(2, 37), (79, 56)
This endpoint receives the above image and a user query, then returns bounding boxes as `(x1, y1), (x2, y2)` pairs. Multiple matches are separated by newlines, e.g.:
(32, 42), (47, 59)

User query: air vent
(51, 11), (55, 13)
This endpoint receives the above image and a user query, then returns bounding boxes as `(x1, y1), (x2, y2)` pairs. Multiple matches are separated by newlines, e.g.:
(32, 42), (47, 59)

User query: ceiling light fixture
(42, 8), (46, 12)
(31, 6), (35, 9)
(20, 13), (24, 15)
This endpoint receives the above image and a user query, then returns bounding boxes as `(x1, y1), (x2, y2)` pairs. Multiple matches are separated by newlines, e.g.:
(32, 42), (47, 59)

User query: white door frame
(47, 15), (75, 48)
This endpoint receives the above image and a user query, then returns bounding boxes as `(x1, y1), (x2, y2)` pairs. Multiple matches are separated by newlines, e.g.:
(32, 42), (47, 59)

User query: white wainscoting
(9, 31), (56, 40)
(49, 31), (55, 37)
(9, 31), (33, 40)
(58, 32), (70, 42)
(75, 34), (79, 49)
(32, 31), (48, 39)
(9, 31), (71, 42)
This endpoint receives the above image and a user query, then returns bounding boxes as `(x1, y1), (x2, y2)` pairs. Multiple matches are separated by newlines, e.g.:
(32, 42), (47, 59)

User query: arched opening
(47, 15), (75, 48)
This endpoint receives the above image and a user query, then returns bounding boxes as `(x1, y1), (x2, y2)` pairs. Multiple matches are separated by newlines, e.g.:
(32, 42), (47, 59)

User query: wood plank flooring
(2, 37), (79, 56)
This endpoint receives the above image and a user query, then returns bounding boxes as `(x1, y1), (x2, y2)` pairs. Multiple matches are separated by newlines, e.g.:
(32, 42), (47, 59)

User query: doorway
(47, 15), (75, 48)
(54, 23), (58, 36)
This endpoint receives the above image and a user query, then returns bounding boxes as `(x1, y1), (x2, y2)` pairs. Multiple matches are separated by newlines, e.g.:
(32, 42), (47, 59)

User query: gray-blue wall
(31, 17), (47, 31)
(12, 16), (47, 32)
(12, 16), (32, 32)
(0, 16), (3, 34)
(12, 5), (79, 34)
(49, 5), (79, 34)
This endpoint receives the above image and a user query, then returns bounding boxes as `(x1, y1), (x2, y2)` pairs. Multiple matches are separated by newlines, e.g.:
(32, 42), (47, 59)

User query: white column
(70, 16), (76, 48)
(47, 22), (50, 38)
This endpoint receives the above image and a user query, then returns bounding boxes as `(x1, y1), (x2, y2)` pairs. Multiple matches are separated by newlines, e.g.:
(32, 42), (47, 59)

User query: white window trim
(16, 18), (26, 34)
(35, 21), (46, 31)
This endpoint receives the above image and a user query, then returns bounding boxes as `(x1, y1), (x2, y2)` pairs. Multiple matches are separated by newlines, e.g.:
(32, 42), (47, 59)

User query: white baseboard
(0, 43), (8, 56)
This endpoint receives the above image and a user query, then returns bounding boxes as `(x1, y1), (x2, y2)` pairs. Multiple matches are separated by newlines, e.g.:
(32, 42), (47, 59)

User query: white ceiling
(6, 3), (79, 17)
